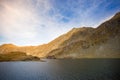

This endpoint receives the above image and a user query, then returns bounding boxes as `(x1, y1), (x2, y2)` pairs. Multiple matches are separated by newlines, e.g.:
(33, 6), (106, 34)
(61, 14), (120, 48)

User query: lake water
(0, 59), (119, 80)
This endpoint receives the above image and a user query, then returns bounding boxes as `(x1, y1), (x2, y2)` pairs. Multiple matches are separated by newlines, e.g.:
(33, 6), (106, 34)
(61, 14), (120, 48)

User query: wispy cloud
(0, 0), (120, 45)
(0, 0), (38, 45)
(0, 0), (69, 45)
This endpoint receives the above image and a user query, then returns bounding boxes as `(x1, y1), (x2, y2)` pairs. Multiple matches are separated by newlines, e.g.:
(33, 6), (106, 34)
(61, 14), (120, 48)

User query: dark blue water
(0, 59), (119, 80)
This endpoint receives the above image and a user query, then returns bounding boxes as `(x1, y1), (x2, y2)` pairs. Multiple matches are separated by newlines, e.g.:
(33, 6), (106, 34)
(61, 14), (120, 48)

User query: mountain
(46, 12), (120, 58)
(0, 12), (120, 60)
(0, 44), (40, 61)
(0, 44), (18, 54)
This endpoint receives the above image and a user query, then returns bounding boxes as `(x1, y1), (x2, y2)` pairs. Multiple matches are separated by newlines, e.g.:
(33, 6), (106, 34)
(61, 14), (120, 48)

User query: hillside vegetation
(0, 52), (40, 61)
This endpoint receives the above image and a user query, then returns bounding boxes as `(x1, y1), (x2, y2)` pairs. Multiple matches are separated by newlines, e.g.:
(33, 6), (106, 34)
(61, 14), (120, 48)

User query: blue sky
(0, 0), (120, 46)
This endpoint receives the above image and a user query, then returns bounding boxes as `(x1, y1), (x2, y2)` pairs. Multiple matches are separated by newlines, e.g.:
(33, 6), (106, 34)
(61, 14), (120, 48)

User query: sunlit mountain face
(0, 12), (120, 59)
(0, 0), (120, 46)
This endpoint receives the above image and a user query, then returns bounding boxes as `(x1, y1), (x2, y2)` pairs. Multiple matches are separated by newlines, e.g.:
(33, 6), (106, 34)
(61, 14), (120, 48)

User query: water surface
(0, 59), (119, 80)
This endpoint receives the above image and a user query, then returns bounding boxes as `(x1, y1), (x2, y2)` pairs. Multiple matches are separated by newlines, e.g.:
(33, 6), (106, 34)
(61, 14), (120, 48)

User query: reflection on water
(0, 59), (119, 80)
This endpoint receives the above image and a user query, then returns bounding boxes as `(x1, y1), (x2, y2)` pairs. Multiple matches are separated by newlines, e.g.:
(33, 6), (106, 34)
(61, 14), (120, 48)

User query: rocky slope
(47, 12), (120, 58)
(0, 12), (120, 59)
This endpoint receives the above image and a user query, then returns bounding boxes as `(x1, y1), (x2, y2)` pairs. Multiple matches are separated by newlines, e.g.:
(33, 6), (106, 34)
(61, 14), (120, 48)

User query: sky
(0, 0), (120, 46)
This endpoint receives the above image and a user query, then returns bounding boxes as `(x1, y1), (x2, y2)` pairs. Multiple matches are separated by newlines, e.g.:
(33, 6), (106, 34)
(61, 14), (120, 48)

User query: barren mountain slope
(0, 12), (120, 59)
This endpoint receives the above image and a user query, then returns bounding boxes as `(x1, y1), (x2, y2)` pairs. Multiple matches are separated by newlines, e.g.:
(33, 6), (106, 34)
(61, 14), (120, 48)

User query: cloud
(0, 0), (69, 45)
(0, 0), (39, 44)
(0, 0), (119, 45)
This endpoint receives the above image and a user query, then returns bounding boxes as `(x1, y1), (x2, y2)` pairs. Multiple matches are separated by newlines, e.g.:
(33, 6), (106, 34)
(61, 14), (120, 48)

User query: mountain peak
(0, 44), (17, 47)
(111, 12), (120, 20)
(114, 12), (120, 17)
(69, 27), (94, 34)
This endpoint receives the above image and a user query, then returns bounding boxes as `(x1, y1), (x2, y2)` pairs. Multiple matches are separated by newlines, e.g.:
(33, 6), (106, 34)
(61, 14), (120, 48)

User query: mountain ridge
(0, 12), (120, 59)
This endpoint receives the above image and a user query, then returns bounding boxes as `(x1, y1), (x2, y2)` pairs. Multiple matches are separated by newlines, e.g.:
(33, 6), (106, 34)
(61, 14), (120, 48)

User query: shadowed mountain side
(0, 12), (120, 59)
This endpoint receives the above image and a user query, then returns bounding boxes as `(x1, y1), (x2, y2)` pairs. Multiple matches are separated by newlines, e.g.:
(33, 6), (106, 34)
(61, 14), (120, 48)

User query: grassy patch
(0, 52), (40, 61)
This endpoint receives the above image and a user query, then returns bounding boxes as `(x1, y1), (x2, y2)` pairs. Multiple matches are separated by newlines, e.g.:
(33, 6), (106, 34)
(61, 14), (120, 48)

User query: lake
(0, 59), (119, 80)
